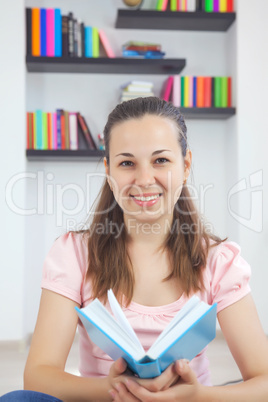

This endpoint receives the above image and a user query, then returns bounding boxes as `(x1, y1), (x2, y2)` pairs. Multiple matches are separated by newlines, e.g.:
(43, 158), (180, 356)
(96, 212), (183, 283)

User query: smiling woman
(12, 97), (268, 402)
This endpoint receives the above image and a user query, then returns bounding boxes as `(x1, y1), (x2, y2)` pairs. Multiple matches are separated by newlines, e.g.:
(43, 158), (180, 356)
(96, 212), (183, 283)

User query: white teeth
(133, 194), (160, 201)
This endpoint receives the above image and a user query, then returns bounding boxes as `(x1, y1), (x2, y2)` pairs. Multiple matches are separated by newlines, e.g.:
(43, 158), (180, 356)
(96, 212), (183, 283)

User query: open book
(75, 290), (217, 379)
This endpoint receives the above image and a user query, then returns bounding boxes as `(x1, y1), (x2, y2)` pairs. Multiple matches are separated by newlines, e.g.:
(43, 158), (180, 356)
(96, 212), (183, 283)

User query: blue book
(56, 109), (62, 149)
(85, 26), (93, 57)
(35, 110), (43, 149)
(54, 8), (62, 57)
(193, 76), (197, 107)
(75, 290), (217, 379)
(40, 8), (47, 56)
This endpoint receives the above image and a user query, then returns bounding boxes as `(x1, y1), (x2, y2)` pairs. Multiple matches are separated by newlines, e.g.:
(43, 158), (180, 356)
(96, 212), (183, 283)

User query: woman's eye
(155, 157), (169, 164)
(120, 160), (134, 167)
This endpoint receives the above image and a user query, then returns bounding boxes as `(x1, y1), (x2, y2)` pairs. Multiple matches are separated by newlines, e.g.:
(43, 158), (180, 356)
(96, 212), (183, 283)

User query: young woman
(4, 97), (268, 401)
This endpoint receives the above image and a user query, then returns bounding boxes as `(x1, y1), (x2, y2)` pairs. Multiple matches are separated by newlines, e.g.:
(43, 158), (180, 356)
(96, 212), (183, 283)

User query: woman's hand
(109, 359), (201, 401)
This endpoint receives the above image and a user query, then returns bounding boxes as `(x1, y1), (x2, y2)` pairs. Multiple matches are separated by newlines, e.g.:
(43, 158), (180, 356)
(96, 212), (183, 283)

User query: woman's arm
(24, 289), (116, 402)
(110, 294), (268, 401)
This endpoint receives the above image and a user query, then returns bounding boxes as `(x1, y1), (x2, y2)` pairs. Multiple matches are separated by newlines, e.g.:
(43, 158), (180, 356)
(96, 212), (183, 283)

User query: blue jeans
(0, 391), (62, 401)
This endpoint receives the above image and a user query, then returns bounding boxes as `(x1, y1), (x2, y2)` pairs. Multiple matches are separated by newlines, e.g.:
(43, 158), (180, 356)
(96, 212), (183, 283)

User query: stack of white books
(120, 80), (155, 102)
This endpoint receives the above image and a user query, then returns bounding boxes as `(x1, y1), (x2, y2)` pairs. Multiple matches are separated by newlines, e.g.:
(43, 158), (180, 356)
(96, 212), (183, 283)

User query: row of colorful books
(120, 80), (155, 102)
(161, 76), (232, 107)
(26, 110), (97, 151)
(122, 41), (165, 59)
(156, 0), (234, 12)
(26, 8), (115, 58)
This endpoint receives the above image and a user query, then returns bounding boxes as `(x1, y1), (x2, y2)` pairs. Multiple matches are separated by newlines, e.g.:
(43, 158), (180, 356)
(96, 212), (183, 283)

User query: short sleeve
(208, 241), (251, 313)
(41, 232), (88, 305)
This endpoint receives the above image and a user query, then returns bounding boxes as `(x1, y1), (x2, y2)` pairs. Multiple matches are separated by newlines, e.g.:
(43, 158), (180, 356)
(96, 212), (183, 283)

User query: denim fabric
(0, 390), (63, 401)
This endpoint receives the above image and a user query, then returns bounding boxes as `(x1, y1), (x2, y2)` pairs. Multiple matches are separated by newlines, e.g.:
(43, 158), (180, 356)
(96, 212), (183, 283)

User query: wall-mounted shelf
(26, 56), (186, 75)
(115, 10), (236, 31)
(26, 149), (105, 161)
(180, 107), (236, 119)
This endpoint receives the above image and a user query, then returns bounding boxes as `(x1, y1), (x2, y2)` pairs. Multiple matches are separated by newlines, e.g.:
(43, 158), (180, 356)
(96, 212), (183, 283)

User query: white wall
(1, 0), (267, 341)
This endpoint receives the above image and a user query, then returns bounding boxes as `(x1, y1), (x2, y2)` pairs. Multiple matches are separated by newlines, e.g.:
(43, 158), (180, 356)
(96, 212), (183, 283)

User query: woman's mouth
(130, 193), (162, 207)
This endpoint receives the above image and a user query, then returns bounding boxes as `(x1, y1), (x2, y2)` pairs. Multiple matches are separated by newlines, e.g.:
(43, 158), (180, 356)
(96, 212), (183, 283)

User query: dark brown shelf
(26, 56), (186, 75)
(115, 9), (236, 31)
(26, 149), (105, 161)
(180, 107), (236, 119)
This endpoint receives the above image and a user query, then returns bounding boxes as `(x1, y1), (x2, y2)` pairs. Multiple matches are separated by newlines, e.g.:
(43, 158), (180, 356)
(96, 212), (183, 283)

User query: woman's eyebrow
(115, 149), (172, 158)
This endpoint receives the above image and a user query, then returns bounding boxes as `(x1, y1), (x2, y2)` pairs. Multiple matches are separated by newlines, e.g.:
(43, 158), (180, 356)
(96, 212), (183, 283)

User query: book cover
(193, 76), (197, 107)
(204, 76), (212, 107)
(81, 23), (85, 57)
(26, 8), (32, 56)
(85, 26), (93, 57)
(40, 8), (47, 56)
(172, 75), (181, 107)
(32, 8), (40, 56)
(35, 110), (43, 149)
(47, 112), (52, 150)
(62, 15), (69, 57)
(180, 76), (185, 107)
(211, 77), (215, 107)
(69, 113), (78, 150)
(227, 77), (232, 107)
(92, 27), (99, 58)
(170, 0), (177, 11)
(99, 29), (115, 58)
(52, 112), (58, 150)
(161, 0), (169, 10)
(68, 12), (74, 57)
(180, 0), (187, 11)
(60, 112), (66, 150)
(46, 9), (55, 57)
(221, 77), (228, 107)
(184, 76), (189, 107)
(56, 109), (62, 149)
(123, 41), (161, 52)
(26, 112), (33, 149)
(33, 113), (37, 149)
(73, 20), (78, 56)
(188, 76), (193, 107)
(214, 77), (222, 107)
(227, 0), (233, 12)
(205, 0), (213, 12)
(219, 0), (227, 12)
(77, 113), (97, 150)
(187, 0), (196, 11)
(64, 111), (70, 149)
(42, 112), (48, 150)
(213, 0), (219, 12)
(75, 290), (217, 379)
(197, 76), (205, 107)
(55, 8), (62, 57)
(77, 22), (82, 57)
(162, 76), (174, 101)
(156, 0), (164, 11)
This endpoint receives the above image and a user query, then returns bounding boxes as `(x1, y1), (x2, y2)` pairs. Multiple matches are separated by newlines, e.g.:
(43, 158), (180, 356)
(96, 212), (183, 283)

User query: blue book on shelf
(193, 76), (197, 107)
(85, 26), (93, 57)
(35, 110), (43, 149)
(54, 8), (62, 57)
(75, 290), (217, 379)
(40, 8), (47, 56)
(56, 109), (62, 149)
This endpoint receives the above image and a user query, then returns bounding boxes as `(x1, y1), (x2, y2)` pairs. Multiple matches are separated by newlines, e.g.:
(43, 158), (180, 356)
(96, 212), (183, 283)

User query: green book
(221, 77), (228, 107)
(156, 0), (164, 11)
(205, 0), (214, 12)
(92, 27), (99, 58)
(42, 112), (48, 150)
(214, 77), (222, 108)
(170, 0), (177, 11)
(181, 76), (185, 107)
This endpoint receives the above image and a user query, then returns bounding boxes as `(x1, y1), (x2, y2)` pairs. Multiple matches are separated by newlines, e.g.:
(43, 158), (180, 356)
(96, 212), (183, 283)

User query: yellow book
(92, 27), (99, 58)
(184, 76), (189, 107)
(219, 0), (227, 12)
(181, 0), (186, 11)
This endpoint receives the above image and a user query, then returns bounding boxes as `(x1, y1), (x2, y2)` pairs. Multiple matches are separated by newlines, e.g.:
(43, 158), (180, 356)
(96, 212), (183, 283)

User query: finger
(174, 360), (196, 384)
(114, 382), (141, 402)
(113, 358), (128, 376)
(136, 363), (179, 392)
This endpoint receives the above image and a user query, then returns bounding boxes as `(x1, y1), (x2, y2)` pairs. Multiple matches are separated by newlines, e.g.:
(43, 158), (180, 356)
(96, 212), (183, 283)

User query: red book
(197, 77), (205, 107)
(60, 113), (65, 150)
(26, 112), (30, 149)
(227, 0), (233, 12)
(77, 113), (97, 150)
(204, 77), (212, 107)
(162, 76), (174, 101)
(227, 77), (232, 107)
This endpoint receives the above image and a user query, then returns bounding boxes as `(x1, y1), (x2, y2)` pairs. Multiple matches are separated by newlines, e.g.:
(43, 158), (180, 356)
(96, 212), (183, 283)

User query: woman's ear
(184, 149), (192, 183)
(104, 157), (112, 189)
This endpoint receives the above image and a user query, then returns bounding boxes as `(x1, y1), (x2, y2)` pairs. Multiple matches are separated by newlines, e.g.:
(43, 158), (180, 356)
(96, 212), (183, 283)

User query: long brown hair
(84, 97), (225, 304)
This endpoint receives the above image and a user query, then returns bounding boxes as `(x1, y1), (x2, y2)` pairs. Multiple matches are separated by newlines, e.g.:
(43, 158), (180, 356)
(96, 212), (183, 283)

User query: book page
(108, 289), (144, 352)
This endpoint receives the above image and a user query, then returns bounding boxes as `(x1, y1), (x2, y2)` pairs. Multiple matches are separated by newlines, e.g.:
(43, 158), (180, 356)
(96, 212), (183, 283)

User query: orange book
(197, 77), (205, 107)
(204, 77), (212, 107)
(60, 113), (65, 150)
(47, 113), (52, 150)
(32, 8), (40, 56)
(227, 77), (232, 107)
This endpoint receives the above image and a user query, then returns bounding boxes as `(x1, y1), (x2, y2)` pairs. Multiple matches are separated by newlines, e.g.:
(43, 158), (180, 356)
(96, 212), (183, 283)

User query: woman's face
(105, 114), (191, 224)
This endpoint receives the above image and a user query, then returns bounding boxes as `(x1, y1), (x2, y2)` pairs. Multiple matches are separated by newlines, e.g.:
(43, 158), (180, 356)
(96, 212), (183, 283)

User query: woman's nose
(134, 165), (155, 188)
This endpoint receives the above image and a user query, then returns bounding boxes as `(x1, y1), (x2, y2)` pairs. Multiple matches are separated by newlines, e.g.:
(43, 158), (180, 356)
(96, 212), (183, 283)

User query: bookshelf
(26, 149), (105, 161)
(115, 10), (236, 31)
(180, 107), (236, 119)
(26, 56), (186, 75)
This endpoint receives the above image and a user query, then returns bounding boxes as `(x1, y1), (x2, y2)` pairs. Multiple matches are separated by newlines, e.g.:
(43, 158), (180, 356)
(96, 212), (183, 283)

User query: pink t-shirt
(41, 232), (251, 385)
